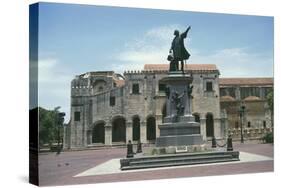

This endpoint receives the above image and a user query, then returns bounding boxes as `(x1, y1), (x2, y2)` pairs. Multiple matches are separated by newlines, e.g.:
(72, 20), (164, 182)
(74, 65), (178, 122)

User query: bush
(263, 132), (274, 143)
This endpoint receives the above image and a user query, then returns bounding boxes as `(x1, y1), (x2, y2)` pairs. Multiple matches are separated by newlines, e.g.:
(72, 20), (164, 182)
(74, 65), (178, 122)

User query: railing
(227, 127), (273, 141)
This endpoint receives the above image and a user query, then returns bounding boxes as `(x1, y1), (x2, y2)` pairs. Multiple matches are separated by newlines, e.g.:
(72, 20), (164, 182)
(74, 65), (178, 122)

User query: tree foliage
(266, 90), (274, 112)
(263, 132), (274, 143)
(266, 89), (274, 127)
(39, 107), (64, 147)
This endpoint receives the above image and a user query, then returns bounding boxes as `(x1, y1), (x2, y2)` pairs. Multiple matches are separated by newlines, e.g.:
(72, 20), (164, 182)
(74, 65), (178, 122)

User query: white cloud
(38, 58), (72, 122)
(114, 24), (189, 72)
(190, 47), (273, 77)
(115, 25), (273, 77)
(38, 58), (71, 83)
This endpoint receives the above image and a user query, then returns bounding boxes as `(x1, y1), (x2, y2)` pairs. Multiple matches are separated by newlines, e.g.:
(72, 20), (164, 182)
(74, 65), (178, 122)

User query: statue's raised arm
(182, 26), (191, 39)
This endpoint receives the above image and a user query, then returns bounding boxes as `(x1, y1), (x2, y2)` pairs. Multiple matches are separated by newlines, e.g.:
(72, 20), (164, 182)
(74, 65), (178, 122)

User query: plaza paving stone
(38, 141), (273, 186)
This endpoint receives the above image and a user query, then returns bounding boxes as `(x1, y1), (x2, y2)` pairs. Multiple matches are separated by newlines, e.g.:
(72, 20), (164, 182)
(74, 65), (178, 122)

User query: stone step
(129, 154), (234, 166)
(129, 151), (238, 161)
(121, 158), (239, 170)
(120, 151), (239, 170)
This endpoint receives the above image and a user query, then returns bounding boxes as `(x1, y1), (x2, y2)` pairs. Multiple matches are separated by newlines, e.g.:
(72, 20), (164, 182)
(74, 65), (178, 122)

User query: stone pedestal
(156, 71), (203, 147)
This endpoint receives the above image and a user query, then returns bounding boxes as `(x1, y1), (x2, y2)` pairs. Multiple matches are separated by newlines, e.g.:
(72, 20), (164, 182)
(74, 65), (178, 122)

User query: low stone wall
(228, 127), (273, 141)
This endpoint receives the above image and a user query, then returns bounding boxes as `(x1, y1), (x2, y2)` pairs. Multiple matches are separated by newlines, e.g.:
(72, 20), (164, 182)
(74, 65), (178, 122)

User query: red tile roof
(220, 95), (235, 101)
(144, 64), (218, 71)
(114, 79), (125, 87)
(243, 96), (261, 101)
(219, 78), (273, 86)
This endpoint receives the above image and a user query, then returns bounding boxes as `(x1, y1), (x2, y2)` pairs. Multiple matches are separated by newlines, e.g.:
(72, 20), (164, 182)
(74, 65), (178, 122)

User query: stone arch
(132, 115), (140, 141)
(92, 79), (107, 93)
(92, 79), (107, 86)
(91, 120), (106, 129)
(206, 113), (214, 137)
(112, 116), (126, 143)
(92, 120), (105, 144)
(193, 113), (201, 123)
(146, 115), (156, 141)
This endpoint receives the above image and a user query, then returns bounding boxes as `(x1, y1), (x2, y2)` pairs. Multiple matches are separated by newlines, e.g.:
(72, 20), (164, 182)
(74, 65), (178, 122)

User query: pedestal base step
(120, 151), (239, 171)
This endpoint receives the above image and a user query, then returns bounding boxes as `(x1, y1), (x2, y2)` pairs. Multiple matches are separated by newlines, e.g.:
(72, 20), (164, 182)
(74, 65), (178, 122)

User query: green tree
(266, 90), (274, 127)
(39, 107), (64, 148)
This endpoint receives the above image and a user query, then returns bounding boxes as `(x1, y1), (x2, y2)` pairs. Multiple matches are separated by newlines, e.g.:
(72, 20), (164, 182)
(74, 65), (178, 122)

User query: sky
(34, 2), (274, 121)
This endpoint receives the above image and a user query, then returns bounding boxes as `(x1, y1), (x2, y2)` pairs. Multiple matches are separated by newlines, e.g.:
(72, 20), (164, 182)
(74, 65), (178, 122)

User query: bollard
(126, 140), (134, 158)
(136, 140), (142, 153)
(212, 136), (217, 148)
(227, 135), (233, 151)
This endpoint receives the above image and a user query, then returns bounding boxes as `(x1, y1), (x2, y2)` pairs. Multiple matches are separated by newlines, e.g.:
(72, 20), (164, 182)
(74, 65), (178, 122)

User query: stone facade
(64, 65), (273, 149)
(219, 78), (273, 140)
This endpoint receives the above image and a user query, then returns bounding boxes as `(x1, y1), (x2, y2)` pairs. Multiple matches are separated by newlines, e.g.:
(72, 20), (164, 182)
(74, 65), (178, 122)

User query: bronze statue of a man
(171, 91), (185, 117)
(168, 26), (191, 72)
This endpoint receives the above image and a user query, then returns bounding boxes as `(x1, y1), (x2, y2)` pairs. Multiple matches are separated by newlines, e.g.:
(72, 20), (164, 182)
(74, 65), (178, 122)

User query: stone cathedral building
(64, 64), (273, 149)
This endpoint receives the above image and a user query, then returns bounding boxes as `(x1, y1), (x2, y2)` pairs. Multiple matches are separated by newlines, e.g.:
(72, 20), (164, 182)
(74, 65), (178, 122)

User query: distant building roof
(114, 79), (125, 87)
(143, 64), (218, 71)
(243, 96), (261, 101)
(219, 78), (273, 86)
(78, 71), (114, 78)
(220, 95), (235, 101)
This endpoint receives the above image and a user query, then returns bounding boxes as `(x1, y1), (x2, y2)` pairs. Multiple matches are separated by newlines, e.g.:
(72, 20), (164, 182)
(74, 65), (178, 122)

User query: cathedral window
(206, 81), (213, 91)
(132, 83), (140, 94)
(110, 96), (116, 106)
(263, 121), (266, 128)
(159, 83), (166, 92)
(74, 111), (80, 121)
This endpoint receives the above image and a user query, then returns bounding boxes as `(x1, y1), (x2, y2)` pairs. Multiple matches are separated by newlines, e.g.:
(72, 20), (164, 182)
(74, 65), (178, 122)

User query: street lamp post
(238, 105), (246, 143)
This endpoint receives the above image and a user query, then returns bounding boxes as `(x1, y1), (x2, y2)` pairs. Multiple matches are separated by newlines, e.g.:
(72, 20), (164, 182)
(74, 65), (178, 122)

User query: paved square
(75, 151), (273, 177)
(38, 142), (273, 186)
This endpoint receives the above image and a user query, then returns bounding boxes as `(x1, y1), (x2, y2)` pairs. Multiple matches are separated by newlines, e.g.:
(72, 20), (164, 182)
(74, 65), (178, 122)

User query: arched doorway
(132, 116), (140, 141)
(206, 113), (214, 137)
(147, 116), (156, 140)
(193, 113), (200, 123)
(112, 117), (126, 142)
(92, 122), (105, 144)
